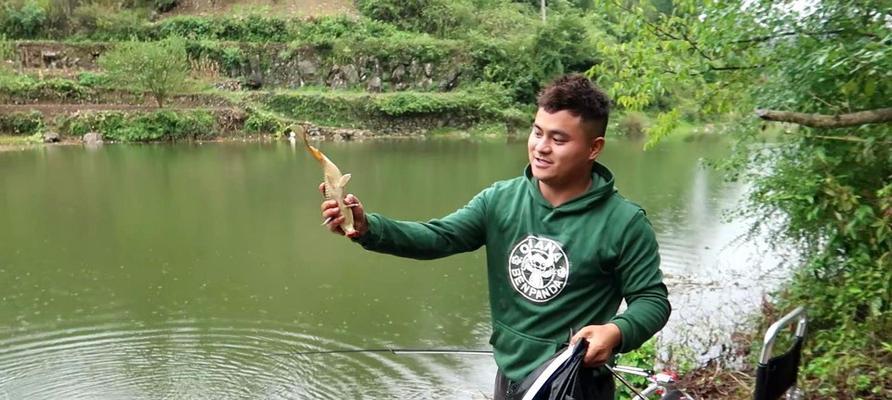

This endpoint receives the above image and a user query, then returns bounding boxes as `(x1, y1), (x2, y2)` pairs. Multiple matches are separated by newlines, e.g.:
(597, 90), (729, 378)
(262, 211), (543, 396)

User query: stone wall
(12, 41), (468, 91)
(15, 41), (110, 70)
(232, 44), (466, 91)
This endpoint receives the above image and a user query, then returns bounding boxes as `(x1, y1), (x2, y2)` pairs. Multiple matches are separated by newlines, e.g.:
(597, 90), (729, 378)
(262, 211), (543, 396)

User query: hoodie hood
(524, 161), (616, 212)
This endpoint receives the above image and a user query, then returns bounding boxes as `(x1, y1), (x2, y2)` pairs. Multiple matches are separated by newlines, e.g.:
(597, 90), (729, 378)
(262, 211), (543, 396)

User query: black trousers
(493, 369), (615, 400)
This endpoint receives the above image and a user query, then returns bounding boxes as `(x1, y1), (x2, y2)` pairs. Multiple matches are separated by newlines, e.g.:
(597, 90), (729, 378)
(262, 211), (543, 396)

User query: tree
(589, 0), (891, 397)
(98, 37), (190, 108)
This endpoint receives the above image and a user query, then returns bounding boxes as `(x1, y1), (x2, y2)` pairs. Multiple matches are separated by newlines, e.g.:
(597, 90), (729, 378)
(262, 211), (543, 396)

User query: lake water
(0, 137), (788, 399)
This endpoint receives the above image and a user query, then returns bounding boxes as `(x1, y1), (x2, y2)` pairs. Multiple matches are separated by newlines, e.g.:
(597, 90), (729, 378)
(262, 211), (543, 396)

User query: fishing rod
(291, 348), (494, 356)
(288, 347), (647, 398)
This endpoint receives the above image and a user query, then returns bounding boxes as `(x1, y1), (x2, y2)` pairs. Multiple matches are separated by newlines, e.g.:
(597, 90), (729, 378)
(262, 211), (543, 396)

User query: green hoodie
(355, 162), (670, 381)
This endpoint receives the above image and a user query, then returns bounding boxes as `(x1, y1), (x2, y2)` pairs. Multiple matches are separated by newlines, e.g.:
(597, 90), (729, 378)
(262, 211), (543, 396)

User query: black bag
(508, 338), (606, 400)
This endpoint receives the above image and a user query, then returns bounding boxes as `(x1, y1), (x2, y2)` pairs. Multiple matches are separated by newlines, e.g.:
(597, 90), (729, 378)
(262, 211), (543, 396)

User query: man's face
(528, 108), (604, 186)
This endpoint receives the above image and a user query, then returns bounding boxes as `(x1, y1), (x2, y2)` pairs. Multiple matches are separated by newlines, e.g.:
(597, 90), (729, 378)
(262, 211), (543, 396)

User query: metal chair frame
(754, 306), (807, 400)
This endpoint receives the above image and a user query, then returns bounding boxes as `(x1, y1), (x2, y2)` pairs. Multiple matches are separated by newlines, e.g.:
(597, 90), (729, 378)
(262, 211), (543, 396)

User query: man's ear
(589, 136), (605, 161)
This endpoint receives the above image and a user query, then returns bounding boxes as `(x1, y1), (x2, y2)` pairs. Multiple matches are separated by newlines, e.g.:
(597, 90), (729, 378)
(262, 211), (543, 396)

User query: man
(320, 74), (671, 399)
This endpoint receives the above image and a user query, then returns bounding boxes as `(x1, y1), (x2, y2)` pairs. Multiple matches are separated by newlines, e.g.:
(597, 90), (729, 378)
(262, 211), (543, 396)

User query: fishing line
(604, 365), (647, 400)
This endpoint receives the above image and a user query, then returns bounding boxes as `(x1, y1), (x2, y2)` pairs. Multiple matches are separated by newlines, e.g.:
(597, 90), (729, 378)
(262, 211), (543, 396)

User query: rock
(41, 51), (59, 63)
(82, 132), (103, 145)
(214, 79), (242, 91)
(244, 72), (263, 90)
(328, 66), (348, 89)
(392, 64), (406, 82)
(367, 76), (382, 92)
(306, 125), (324, 138)
(408, 60), (421, 79)
(42, 132), (60, 143)
(423, 63), (433, 77)
(298, 60), (318, 80)
(440, 69), (462, 91)
(342, 64), (359, 85)
(357, 56), (376, 81)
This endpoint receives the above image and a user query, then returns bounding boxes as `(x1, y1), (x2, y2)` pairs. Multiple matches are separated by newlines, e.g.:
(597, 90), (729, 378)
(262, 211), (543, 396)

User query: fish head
(298, 125), (327, 164)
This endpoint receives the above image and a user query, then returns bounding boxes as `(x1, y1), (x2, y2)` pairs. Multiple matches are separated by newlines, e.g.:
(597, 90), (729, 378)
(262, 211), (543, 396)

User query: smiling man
(320, 74), (670, 399)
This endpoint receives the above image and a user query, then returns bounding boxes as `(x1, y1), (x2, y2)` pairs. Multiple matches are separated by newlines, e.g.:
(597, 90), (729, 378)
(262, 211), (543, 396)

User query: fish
(298, 126), (356, 235)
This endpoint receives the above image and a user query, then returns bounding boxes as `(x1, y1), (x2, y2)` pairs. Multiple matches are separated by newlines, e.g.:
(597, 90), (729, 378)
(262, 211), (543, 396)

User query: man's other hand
(570, 323), (622, 367)
(319, 183), (368, 239)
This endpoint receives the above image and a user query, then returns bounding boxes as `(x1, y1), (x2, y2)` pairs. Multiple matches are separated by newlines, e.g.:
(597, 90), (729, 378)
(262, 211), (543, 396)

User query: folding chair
(753, 306), (807, 400)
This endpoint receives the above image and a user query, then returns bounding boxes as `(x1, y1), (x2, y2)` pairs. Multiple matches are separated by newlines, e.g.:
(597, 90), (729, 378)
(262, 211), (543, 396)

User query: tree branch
(755, 108), (892, 128)
(678, 27), (713, 61)
(733, 29), (844, 44)
(709, 65), (763, 71)
(609, 0), (681, 41)
(733, 29), (877, 45)
(810, 135), (891, 144)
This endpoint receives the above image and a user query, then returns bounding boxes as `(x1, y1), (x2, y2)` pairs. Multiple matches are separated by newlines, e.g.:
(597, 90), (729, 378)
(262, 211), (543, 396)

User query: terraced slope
(166, 0), (355, 17)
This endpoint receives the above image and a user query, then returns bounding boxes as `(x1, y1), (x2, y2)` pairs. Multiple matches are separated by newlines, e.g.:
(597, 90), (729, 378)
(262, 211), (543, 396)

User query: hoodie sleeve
(352, 188), (489, 259)
(609, 210), (671, 353)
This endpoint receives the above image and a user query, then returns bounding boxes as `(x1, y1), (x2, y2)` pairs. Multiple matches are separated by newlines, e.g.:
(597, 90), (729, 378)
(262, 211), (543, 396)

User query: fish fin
(337, 174), (352, 188)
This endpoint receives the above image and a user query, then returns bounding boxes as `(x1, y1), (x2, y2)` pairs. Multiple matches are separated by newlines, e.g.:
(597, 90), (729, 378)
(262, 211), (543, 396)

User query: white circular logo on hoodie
(507, 236), (569, 302)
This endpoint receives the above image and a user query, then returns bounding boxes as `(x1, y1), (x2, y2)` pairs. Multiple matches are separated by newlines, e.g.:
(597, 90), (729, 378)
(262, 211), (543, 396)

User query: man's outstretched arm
(320, 185), (489, 260)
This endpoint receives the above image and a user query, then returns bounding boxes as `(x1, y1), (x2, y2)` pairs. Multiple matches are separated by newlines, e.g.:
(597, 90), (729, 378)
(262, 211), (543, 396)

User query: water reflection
(0, 316), (495, 399)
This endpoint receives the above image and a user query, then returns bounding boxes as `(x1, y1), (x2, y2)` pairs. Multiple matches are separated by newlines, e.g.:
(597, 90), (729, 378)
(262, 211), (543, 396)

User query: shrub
(55, 111), (125, 136)
(220, 46), (246, 74)
(0, 73), (92, 101)
(70, 3), (106, 35)
(218, 14), (289, 42)
(0, 110), (42, 135)
(157, 15), (216, 40)
(0, 34), (14, 66)
(0, 0), (47, 38)
(155, 14), (290, 42)
(293, 15), (397, 46)
(58, 110), (215, 141)
(334, 31), (462, 64)
(356, 0), (473, 37)
(76, 71), (107, 87)
(106, 111), (214, 142)
(468, 34), (540, 103)
(531, 12), (600, 80)
(99, 37), (190, 107)
(36, 77), (88, 99)
(244, 108), (284, 134)
(112, 110), (215, 141)
(0, 70), (36, 95)
(467, 2), (537, 38)
(71, 5), (148, 40)
(614, 339), (657, 400)
(617, 112), (647, 139)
